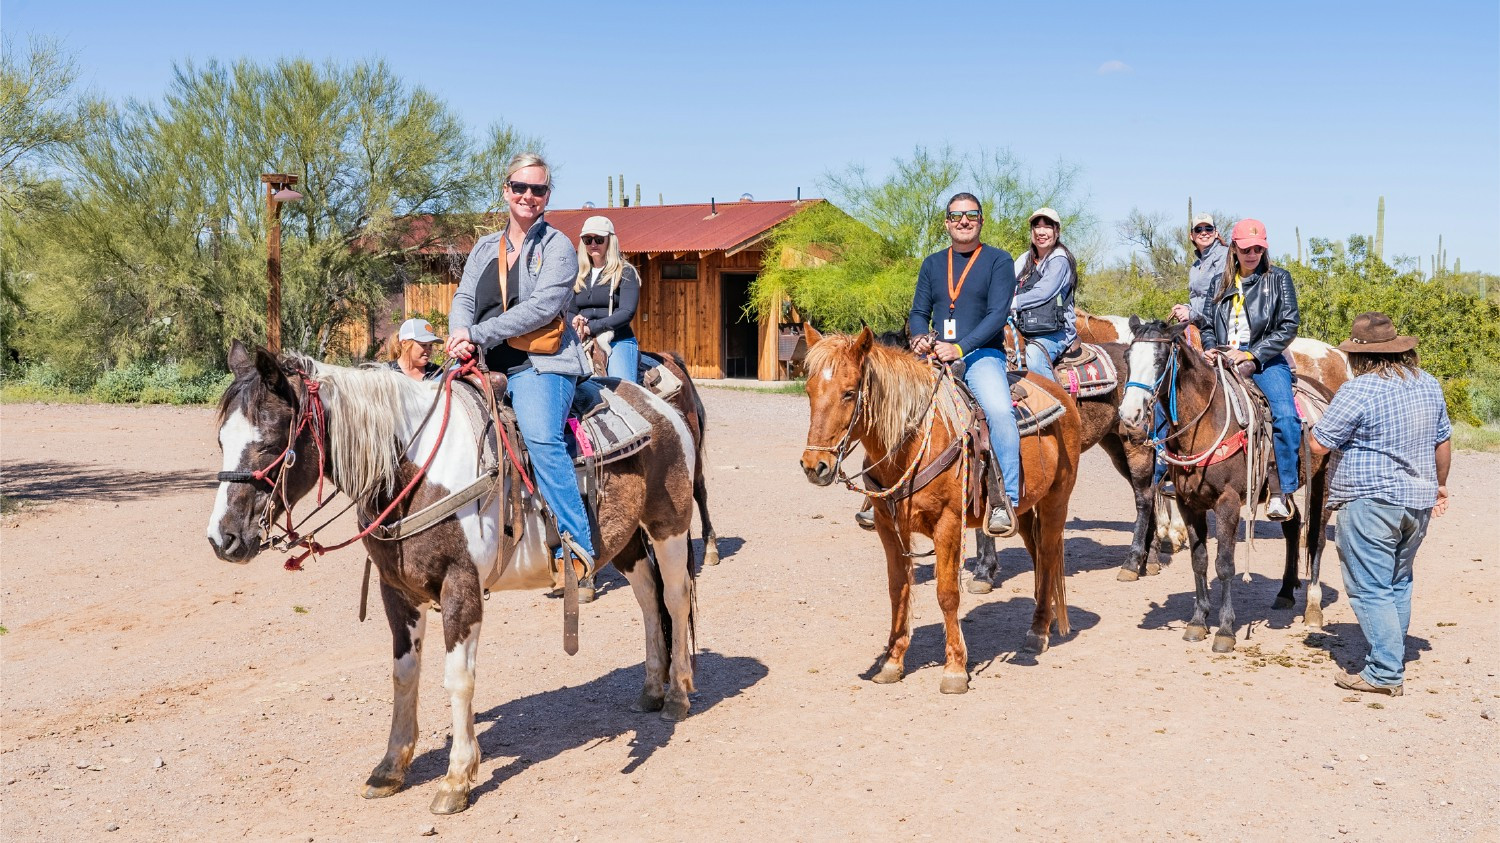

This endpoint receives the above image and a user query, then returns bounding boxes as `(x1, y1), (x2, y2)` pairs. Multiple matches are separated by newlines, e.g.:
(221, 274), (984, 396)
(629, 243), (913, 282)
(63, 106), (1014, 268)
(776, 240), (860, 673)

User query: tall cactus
(1296, 226), (1303, 265)
(635, 183), (641, 207)
(607, 176), (614, 208)
(1374, 196), (1385, 262)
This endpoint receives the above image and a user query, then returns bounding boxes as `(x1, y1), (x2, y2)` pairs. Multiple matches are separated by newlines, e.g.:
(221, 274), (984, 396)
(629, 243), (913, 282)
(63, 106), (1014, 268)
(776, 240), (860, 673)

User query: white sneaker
(1266, 495), (1295, 521)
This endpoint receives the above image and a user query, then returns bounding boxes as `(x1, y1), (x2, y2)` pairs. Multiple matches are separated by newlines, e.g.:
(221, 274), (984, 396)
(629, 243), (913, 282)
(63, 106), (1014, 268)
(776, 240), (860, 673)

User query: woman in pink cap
(1198, 218), (1303, 520)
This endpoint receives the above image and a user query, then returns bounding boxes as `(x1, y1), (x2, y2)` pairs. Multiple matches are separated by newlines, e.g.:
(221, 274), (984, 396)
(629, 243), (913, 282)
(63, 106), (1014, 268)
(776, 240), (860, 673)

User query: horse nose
(802, 458), (833, 486)
(211, 532), (241, 561)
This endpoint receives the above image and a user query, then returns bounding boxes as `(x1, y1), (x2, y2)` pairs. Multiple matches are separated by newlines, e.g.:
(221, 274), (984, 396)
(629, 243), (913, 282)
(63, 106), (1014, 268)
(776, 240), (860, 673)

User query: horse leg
(429, 563), (484, 815)
(1022, 492), (1071, 654)
(695, 457), (720, 566)
(1157, 494), (1189, 555)
(969, 529), (998, 594)
(1104, 436), (1155, 581)
(363, 579), (425, 800)
(652, 529), (697, 720)
(1182, 506), (1212, 643)
(872, 516), (914, 684)
(1302, 470), (1330, 629)
(1274, 511), (1303, 610)
(1211, 497), (1240, 653)
(620, 533), (669, 714)
(934, 512), (969, 693)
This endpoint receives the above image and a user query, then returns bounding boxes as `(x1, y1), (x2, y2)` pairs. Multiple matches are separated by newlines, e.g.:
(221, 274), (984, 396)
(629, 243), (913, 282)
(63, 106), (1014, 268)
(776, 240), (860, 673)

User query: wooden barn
(391, 198), (822, 380)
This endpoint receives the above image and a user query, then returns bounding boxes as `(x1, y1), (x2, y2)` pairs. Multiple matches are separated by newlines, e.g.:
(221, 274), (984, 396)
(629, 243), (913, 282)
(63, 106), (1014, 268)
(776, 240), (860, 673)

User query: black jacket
(567, 264), (639, 342)
(1199, 265), (1299, 370)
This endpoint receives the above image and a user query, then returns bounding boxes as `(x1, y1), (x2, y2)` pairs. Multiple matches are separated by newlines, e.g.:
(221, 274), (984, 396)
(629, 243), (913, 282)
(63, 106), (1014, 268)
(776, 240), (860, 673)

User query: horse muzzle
(801, 455), (836, 487)
(207, 527), (261, 564)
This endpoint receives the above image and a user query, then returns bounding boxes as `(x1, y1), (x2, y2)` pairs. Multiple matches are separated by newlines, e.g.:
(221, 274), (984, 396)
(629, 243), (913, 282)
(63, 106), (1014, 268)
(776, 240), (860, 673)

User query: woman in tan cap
(1310, 312), (1451, 696)
(569, 215), (642, 382)
(1012, 207), (1078, 382)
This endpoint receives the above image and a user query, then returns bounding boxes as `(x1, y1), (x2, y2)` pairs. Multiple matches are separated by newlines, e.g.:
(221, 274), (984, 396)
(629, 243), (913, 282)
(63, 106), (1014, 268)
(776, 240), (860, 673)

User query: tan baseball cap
(1191, 213), (1215, 228)
(1028, 207), (1062, 226)
(580, 215), (615, 237)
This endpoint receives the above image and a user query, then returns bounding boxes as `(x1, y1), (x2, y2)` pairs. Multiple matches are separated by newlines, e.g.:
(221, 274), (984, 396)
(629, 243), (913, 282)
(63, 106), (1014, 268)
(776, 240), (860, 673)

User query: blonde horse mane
(804, 333), (936, 454)
(287, 355), (439, 502)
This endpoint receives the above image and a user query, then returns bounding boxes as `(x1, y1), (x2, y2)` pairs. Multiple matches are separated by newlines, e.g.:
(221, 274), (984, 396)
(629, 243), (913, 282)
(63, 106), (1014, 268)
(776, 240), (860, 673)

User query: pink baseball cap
(1231, 218), (1269, 249)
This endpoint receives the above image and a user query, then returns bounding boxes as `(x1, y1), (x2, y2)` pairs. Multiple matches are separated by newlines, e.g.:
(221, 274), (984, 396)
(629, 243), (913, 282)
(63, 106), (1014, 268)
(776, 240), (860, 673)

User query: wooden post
(261, 173), (299, 354)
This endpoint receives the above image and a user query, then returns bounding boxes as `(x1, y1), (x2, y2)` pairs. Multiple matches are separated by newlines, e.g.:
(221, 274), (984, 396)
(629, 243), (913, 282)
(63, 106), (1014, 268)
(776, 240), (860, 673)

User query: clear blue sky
(9, 0), (1499, 271)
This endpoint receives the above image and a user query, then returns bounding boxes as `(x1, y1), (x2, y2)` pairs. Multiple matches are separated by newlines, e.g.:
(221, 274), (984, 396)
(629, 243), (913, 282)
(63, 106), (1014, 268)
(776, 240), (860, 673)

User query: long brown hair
(1215, 245), (1272, 302)
(1350, 349), (1420, 380)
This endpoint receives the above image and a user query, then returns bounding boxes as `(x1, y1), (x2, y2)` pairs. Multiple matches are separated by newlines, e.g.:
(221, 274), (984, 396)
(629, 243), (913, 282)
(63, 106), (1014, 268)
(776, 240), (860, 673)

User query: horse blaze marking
(208, 410), (260, 544)
(821, 366), (834, 382)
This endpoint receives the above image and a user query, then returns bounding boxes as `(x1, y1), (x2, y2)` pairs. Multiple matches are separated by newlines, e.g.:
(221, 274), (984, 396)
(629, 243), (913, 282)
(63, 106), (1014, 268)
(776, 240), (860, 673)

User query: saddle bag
(506, 315), (564, 355)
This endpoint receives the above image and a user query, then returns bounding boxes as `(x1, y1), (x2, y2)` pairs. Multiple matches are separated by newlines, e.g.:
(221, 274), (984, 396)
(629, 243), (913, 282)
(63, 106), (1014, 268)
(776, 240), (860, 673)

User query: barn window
(662, 262), (698, 280)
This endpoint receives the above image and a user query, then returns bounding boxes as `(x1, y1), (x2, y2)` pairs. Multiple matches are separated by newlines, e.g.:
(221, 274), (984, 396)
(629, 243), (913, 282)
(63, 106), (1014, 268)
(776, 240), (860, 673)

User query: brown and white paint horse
(206, 342), (698, 814)
(800, 327), (1082, 693)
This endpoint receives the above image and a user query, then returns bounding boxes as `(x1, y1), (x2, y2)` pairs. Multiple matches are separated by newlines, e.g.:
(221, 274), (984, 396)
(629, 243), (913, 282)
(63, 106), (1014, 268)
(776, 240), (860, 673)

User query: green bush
(91, 364), (150, 402)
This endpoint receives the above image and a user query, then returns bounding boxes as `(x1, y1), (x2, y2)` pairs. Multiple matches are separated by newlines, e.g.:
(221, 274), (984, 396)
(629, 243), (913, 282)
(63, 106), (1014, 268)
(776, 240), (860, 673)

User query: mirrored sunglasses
(1193, 225), (1216, 234)
(945, 210), (982, 222)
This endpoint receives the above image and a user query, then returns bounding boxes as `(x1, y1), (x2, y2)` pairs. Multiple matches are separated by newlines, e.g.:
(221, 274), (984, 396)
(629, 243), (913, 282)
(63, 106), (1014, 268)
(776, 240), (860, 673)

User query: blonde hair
(504, 151), (551, 185)
(574, 233), (632, 294)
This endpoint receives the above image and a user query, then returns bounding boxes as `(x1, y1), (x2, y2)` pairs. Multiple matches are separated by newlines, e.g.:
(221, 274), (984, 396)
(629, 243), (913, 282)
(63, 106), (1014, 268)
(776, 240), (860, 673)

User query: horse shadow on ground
(873, 598), (1102, 679)
(0, 459), (214, 504)
(578, 535), (748, 601)
(400, 650), (767, 805)
(1302, 622), (1432, 674)
(1138, 572), (1346, 638)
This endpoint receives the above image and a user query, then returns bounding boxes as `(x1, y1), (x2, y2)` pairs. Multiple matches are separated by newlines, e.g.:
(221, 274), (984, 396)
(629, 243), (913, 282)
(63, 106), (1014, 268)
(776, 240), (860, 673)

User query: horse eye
(842, 390), (856, 402)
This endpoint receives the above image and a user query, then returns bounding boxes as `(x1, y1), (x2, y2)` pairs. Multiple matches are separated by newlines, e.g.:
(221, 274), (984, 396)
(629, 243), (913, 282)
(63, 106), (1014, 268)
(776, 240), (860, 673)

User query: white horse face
(1118, 320), (1176, 433)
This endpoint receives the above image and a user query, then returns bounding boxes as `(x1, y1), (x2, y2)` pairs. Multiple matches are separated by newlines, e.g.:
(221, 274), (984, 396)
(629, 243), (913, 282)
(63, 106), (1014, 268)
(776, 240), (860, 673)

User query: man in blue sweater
(909, 193), (1022, 535)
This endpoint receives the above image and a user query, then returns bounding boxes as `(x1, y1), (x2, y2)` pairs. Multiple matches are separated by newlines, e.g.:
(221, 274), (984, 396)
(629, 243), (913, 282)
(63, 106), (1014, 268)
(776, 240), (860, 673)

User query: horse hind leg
(1273, 513), (1302, 611)
(429, 565), (484, 815)
(621, 532), (669, 714)
(1210, 499), (1239, 653)
(651, 528), (697, 720)
(364, 581), (425, 800)
(695, 459), (720, 567)
(1302, 475), (1331, 629)
(1182, 507), (1212, 643)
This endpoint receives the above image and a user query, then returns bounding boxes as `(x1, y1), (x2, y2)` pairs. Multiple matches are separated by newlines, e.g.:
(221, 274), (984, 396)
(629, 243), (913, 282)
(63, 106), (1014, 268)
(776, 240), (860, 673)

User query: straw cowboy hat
(1337, 311), (1418, 354)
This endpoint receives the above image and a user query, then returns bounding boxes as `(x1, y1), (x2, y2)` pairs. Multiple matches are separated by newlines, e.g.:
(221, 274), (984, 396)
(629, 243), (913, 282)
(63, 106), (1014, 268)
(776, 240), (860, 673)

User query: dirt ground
(2, 390), (1497, 842)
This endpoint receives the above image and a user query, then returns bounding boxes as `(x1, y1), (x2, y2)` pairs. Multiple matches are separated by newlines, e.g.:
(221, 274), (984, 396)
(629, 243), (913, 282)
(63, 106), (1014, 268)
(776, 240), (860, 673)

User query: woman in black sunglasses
(1173, 213), (1229, 327)
(447, 152), (597, 568)
(569, 215), (641, 382)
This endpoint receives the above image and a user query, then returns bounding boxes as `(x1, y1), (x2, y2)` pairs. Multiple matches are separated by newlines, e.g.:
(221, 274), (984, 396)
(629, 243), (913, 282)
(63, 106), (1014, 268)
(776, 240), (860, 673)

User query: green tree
(752, 145), (1089, 332)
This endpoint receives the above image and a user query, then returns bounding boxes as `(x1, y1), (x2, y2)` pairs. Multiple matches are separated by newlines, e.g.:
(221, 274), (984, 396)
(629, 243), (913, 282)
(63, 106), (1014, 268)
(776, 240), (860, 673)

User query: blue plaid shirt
(1312, 369), (1451, 509)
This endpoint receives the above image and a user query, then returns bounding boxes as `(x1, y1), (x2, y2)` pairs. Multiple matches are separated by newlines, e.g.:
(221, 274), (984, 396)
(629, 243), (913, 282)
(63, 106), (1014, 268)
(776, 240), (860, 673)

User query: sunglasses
(945, 210), (982, 222)
(506, 180), (550, 197)
(580, 235), (609, 245)
(1192, 225), (1216, 234)
(1236, 245), (1266, 255)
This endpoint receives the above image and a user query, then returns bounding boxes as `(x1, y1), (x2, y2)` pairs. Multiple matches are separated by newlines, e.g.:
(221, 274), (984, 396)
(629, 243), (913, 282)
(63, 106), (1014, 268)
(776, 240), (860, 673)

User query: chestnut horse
(800, 326), (1082, 693)
(1118, 319), (1335, 651)
(207, 342), (699, 814)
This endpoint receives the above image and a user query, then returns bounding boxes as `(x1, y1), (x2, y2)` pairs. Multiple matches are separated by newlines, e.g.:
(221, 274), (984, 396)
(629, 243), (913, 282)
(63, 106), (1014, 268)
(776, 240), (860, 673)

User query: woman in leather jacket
(1199, 218), (1302, 520)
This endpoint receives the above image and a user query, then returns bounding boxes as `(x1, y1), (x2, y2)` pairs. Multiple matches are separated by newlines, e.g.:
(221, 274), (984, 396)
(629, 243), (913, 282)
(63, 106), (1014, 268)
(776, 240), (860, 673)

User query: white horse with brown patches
(206, 342), (698, 814)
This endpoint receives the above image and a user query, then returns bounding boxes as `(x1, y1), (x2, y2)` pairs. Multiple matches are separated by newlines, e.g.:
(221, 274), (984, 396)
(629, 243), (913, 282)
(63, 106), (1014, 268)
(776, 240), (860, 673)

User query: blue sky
(9, 0), (1499, 271)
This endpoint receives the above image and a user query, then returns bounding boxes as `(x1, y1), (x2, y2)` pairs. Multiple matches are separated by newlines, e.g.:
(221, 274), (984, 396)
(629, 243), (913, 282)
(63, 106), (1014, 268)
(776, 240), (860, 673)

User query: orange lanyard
(945, 244), (983, 313)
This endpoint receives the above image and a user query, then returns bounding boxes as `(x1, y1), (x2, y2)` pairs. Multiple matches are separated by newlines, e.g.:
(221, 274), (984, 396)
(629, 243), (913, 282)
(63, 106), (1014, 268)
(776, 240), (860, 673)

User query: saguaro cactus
(1374, 196), (1385, 262)
(608, 176), (614, 208)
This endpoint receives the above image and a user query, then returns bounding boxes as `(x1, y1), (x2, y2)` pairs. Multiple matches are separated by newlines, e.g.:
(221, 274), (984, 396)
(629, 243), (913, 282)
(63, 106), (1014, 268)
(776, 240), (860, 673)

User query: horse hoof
(966, 578), (994, 594)
(872, 663), (904, 684)
(631, 691), (665, 713)
(704, 545), (721, 566)
(1212, 634), (1237, 653)
(939, 674), (970, 694)
(1304, 607), (1324, 630)
(362, 774), (404, 800)
(429, 786), (470, 815)
(659, 698), (691, 722)
(1145, 562), (1162, 577)
(1116, 568), (1139, 583)
(577, 586), (596, 604)
(1022, 631), (1049, 655)
(1272, 595), (1294, 610)
(1183, 625), (1208, 643)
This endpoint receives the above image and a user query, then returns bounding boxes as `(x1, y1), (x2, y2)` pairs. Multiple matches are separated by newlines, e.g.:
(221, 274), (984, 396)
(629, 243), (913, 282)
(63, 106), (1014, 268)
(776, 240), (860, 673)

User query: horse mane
(805, 333), (935, 453)
(287, 354), (439, 502)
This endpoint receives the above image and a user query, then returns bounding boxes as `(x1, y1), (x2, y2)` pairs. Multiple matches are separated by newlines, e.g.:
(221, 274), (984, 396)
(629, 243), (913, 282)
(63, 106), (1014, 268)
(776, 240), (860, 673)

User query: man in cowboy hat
(1310, 312), (1452, 697)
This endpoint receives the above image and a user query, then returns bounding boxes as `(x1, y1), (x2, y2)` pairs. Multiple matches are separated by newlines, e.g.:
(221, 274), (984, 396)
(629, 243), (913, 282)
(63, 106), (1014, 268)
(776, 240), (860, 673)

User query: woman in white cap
(1172, 213), (1229, 326)
(569, 215), (642, 382)
(383, 317), (444, 381)
(1011, 207), (1078, 381)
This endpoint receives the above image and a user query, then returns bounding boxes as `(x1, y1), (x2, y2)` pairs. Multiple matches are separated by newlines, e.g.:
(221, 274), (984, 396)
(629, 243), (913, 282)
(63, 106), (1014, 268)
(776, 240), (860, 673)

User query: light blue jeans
(1022, 330), (1067, 383)
(1336, 498), (1430, 687)
(964, 348), (1020, 506)
(1252, 357), (1301, 495)
(607, 336), (640, 383)
(507, 368), (595, 558)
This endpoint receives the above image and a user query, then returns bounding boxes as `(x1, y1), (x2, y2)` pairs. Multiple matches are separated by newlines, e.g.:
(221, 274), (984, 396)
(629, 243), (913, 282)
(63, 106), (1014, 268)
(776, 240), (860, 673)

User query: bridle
(1125, 332), (1236, 467)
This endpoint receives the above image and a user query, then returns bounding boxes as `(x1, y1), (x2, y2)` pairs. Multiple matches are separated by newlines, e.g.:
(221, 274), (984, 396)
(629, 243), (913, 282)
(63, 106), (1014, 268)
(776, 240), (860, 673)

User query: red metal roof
(385, 199), (821, 258)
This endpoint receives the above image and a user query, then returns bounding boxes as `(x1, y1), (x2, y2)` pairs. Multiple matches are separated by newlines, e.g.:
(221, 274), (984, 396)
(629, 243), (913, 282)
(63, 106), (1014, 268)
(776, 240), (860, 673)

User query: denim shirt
(450, 216), (588, 378)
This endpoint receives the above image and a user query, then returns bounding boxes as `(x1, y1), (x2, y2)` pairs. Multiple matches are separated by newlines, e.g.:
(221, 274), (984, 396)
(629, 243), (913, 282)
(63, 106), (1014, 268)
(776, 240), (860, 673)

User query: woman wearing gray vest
(1012, 208), (1078, 382)
(1172, 213), (1229, 326)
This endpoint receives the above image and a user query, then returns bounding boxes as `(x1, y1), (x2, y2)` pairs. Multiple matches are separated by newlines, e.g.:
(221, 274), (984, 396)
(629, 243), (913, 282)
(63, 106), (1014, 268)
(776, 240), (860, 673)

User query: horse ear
(804, 323), (824, 347)
(228, 340), (254, 376)
(1128, 315), (1142, 332)
(1167, 321), (1191, 341)
(853, 325), (874, 358)
(254, 345), (287, 390)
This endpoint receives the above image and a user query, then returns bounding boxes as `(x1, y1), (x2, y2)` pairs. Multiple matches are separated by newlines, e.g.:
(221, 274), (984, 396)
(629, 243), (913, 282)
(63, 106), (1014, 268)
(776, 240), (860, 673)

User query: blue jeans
(1022, 331), (1066, 383)
(1336, 498), (1431, 686)
(1152, 402), (1170, 484)
(607, 336), (639, 383)
(1251, 356), (1301, 494)
(506, 368), (595, 558)
(964, 348), (1020, 506)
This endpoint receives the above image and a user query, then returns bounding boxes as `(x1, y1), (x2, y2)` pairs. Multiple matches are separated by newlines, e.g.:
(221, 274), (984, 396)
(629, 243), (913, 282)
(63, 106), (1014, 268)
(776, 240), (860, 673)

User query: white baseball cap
(580, 215), (615, 237)
(398, 318), (439, 342)
(1028, 207), (1062, 226)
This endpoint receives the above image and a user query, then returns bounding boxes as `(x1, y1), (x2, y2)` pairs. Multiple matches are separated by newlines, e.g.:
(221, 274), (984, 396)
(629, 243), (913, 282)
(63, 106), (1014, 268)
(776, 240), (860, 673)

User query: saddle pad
(569, 382), (652, 467)
(1052, 342), (1117, 398)
(639, 353), (683, 401)
(1008, 372), (1068, 437)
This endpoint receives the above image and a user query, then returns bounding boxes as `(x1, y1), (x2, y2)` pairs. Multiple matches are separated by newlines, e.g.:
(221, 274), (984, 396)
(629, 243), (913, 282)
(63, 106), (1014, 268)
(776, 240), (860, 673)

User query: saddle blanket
(1052, 343), (1118, 398)
(934, 370), (1068, 440)
(569, 378), (652, 467)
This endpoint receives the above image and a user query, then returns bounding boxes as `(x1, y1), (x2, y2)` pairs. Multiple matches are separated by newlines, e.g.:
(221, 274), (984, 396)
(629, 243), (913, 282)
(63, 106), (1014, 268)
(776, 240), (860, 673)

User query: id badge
(942, 319), (957, 341)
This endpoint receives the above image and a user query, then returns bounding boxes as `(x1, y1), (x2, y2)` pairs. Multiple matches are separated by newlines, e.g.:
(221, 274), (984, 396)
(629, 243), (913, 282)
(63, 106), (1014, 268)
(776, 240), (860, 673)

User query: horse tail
(644, 533), (674, 655)
(1052, 555), (1071, 636)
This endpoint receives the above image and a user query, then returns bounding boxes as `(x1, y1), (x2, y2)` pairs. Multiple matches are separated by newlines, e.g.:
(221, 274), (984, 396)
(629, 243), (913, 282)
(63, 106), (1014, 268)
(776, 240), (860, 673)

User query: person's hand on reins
(445, 327), (476, 360)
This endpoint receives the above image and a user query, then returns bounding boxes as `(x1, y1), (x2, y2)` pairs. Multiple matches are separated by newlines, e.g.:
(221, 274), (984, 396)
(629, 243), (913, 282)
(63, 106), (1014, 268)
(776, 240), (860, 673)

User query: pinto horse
(1118, 319), (1334, 651)
(584, 339), (720, 566)
(206, 342), (699, 814)
(800, 326), (1082, 693)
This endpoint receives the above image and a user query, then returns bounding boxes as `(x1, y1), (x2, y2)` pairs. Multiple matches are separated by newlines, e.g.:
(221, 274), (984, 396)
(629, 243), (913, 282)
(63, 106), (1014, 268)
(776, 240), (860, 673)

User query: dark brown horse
(586, 339), (720, 567)
(800, 326), (1082, 693)
(1118, 319), (1335, 651)
(207, 342), (699, 814)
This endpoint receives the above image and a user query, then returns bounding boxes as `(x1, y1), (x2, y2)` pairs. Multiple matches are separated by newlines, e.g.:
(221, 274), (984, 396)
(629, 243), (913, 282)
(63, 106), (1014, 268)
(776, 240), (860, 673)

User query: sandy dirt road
(2, 391), (1497, 842)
